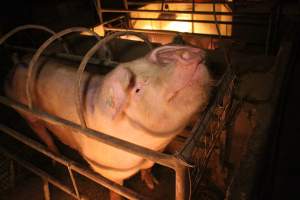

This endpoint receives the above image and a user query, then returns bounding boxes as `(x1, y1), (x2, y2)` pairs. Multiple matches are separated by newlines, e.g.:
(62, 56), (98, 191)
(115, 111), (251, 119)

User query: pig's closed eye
(135, 88), (140, 93)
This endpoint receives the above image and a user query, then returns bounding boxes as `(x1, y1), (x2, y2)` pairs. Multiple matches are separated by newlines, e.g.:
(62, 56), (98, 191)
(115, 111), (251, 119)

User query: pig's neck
(84, 75), (103, 118)
(124, 113), (185, 138)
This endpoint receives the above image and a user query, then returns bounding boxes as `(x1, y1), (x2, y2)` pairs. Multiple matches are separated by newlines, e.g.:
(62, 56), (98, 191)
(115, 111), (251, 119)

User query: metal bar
(43, 180), (51, 200)
(178, 69), (235, 162)
(3, 44), (118, 67)
(0, 124), (148, 200)
(67, 164), (81, 199)
(75, 31), (153, 132)
(0, 97), (177, 169)
(100, 8), (269, 16)
(25, 27), (101, 111)
(175, 164), (187, 200)
(123, 0), (128, 9)
(122, 0), (132, 28)
(192, 0), (195, 33)
(0, 24), (69, 54)
(0, 147), (79, 199)
(103, 15), (126, 25)
(126, 1), (262, 5)
(9, 160), (15, 188)
(128, 17), (267, 26)
(103, 27), (231, 38)
(95, 0), (103, 24)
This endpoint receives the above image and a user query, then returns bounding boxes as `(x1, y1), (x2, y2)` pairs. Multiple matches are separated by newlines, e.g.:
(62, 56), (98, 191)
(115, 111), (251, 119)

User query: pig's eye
(135, 88), (140, 93)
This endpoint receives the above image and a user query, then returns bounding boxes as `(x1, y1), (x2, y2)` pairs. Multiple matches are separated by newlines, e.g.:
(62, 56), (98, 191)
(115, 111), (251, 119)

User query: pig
(4, 45), (212, 199)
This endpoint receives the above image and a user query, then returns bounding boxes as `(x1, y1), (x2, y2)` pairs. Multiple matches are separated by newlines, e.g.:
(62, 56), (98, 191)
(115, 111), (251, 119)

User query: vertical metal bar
(192, 0), (195, 33)
(175, 164), (187, 200)
(161, 0), (165, 11)
(9, 160), (15, 188)
(123, 0), (128, 9)
(123, 0), (132, 28)
(96, 0), (103, 24)
(43, 180), (51, 200)
(67, 164), (80, 199)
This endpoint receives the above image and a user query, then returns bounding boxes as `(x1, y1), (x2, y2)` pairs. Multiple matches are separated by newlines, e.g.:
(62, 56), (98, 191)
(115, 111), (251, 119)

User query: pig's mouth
(167, 63), (201, 102)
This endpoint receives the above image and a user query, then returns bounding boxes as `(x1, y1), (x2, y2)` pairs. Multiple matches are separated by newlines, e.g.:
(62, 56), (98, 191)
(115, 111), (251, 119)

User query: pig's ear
(103, 67), (133, 119)
(148, 46), (175, 64)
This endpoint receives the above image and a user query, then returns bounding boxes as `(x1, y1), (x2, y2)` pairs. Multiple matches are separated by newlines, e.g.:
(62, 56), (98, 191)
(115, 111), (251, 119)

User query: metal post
(95, 0), (103, 24)
(175, 164), (187, 200)
(9, 160), (15, 189)
(43, 180), (51, 200)
(67, 164), (81, 199)
(192, 0), (195, 34)
(122, 0), (132, 28)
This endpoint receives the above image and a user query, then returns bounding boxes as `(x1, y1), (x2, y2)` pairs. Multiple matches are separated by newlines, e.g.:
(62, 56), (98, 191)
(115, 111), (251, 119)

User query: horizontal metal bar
(0, 96), (177, 169)
(129, 17), (267, 26)
(0, 124), (147, 200)
(2, 44), (118, 67)
(102, 15), (126, 25)
(103, 27), (231, 38)
(100, 8), (269, 16)
(126, 1), (262, 5)
(0, 146), (79, 199)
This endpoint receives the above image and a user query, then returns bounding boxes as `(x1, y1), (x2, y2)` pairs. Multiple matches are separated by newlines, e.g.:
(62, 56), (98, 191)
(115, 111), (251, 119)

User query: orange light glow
(130, 3), (232, 36)
(81, 2), (232, 48)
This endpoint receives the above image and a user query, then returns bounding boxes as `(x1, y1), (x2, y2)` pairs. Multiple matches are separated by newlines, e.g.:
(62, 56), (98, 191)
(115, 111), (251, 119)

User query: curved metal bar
(0, 24), (70, 53)
(26, 27), (101, 109)
(76, 31), (153, 128)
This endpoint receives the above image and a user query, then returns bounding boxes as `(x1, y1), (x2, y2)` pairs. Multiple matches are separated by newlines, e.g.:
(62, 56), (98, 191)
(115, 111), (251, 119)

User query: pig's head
(100, 45), (212, 134)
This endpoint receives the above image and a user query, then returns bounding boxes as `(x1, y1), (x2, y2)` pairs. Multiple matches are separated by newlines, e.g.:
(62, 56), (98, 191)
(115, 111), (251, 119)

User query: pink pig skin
(5, 45), (212, 187)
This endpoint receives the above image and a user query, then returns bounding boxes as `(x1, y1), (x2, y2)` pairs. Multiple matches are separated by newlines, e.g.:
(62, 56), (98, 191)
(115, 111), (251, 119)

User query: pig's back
(6, 58), (95, 123)
(5, 58), (103, 150)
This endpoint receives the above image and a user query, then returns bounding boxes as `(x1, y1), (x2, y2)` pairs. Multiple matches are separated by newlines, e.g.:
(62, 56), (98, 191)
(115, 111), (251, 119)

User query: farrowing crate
(0, 24), (235, 200)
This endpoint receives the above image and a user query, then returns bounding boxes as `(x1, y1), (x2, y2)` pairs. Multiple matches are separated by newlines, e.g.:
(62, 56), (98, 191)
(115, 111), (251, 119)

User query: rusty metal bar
(128, 17), (267, 26)
(0, 124), (148, 200)
(100, 8), (269, 16)
(0, 146), (79, 199)
(0, 98), (178, 169)
(43, 180), (51, 200)
(103, 27), (231, 38)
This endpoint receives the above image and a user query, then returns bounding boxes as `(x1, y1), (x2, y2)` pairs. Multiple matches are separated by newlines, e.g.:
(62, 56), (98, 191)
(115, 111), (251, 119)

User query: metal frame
(94, 0), (276, 53)
(0, 22), (235, 199)
(0, 0), (249, 198)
